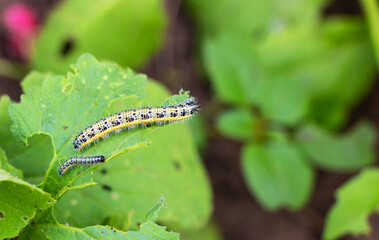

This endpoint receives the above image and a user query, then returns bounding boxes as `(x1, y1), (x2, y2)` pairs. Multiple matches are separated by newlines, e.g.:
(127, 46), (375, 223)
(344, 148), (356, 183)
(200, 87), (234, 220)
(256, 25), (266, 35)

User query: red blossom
(2, 3), (39, 61)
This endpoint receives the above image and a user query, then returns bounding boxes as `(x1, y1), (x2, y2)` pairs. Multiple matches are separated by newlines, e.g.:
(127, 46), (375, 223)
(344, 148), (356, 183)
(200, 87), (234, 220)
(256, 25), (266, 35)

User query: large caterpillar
(58, 155), (105, 175)
(73, 97), (198, 151)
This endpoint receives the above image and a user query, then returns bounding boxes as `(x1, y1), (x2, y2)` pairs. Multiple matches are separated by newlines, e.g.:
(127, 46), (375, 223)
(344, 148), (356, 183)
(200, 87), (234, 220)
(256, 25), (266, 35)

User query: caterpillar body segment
(58, 155), (105, 175)
(73, 97), (199, 151)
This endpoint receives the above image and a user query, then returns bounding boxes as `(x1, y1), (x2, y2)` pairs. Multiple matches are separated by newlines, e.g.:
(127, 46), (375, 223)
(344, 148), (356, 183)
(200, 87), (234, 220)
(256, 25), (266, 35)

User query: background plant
(185, 0), (379, 238)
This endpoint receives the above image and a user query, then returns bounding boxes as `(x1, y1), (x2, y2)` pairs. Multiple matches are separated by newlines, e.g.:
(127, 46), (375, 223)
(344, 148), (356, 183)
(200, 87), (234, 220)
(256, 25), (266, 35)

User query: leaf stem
(360, 0), (379, 66)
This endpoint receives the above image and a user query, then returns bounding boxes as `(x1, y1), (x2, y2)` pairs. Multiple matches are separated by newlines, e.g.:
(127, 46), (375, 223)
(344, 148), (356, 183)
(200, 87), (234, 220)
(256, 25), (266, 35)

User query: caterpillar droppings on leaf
(73, 97), (199, 151)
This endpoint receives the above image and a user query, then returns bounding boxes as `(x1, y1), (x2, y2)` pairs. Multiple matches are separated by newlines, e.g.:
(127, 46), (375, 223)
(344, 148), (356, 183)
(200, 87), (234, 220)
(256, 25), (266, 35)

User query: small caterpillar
(58, 155), (105, 175)
(73, 97), (199, 151)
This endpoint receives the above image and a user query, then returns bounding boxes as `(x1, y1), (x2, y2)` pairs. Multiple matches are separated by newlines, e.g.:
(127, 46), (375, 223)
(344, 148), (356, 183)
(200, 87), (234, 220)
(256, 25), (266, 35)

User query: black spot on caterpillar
(73, 97), (199, 151)
(58, 155), (105, 175)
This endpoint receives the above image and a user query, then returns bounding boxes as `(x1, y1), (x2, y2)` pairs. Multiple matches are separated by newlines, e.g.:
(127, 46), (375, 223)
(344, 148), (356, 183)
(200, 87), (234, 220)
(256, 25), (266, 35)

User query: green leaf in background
(185, 0), (269, 36)
(254, 74), (311, 125)
(242, 141), (314, 210)
(0, 168), (55, 239)
(252, 26), (320, 125)
(33, 0), (167, 74)
(306, 18), (376, 129)
(185, 0), (327, 36)
(201, 16), (375, 127)
(9, 54), (148, 198)
(0, 148), (23, 178)
(361, 0), (379, 66)
(216, 108), (256, 141)
(202, 34), (259, 105)
(323, 168), (379, 240)
(188, 115), (208, 151)
(54, 81), (212, 232)
(182, 221), (224, 240)
(39, 198), (179, 240)
(21, 71), (52, 93)
(0, 95), (53, 184)
(296, 121), (376, 172)
(255, 17), (375, 127)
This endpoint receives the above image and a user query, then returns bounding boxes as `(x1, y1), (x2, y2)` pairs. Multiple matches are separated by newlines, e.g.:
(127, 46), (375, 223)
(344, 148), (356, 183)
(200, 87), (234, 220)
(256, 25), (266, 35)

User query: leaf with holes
(0, 95), (53, 185)
(33, 0), (167, 73)
(28, 198), (179, 240)
(0, 168), (55, 239)
(54, 81), (212, 232)
(9, 54), (150, 199)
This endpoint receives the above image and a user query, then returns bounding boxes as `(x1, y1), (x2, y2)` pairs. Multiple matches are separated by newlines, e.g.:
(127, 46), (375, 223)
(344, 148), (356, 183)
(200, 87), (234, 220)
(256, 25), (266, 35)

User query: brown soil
(1, 0), (379, 239)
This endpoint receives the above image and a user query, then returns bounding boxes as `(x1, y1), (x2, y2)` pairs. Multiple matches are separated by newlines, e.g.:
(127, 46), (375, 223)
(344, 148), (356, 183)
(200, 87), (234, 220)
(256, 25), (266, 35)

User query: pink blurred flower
(2, 3), (39, 61)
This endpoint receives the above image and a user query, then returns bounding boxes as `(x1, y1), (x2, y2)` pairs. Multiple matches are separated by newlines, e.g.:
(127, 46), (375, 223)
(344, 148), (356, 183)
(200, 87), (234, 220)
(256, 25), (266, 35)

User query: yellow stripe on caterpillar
(73, 97), (198, 151)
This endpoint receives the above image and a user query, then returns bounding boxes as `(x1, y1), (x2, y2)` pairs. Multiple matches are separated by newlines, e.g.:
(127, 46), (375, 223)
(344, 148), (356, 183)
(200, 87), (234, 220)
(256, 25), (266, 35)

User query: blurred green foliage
(185, 0), (324, 36)
(323, 168), (379, 239)
(322, 1), (379, 239)
(217, 109), (257, 141)
(32, 0), (167, 74)
(296, 122), (376, 171)
(182, 221), (223, 240)
(185, 0), (378, 225)
(361, 0), (379, 66)
(242, 140), (314, 210)
(203, 19), (375, 128)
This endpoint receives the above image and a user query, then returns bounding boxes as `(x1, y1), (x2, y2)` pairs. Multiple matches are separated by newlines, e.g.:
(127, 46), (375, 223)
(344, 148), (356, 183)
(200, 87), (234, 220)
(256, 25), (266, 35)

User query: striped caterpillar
(73, 97), (199, 151)
(58, 155), (105, 175)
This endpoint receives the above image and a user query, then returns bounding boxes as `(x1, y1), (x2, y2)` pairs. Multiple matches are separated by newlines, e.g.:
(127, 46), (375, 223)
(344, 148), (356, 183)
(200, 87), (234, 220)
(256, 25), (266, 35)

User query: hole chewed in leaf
(62, 83), (73, 94)
(0, 211), (5, 219)
(61, 38), (75, 56)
